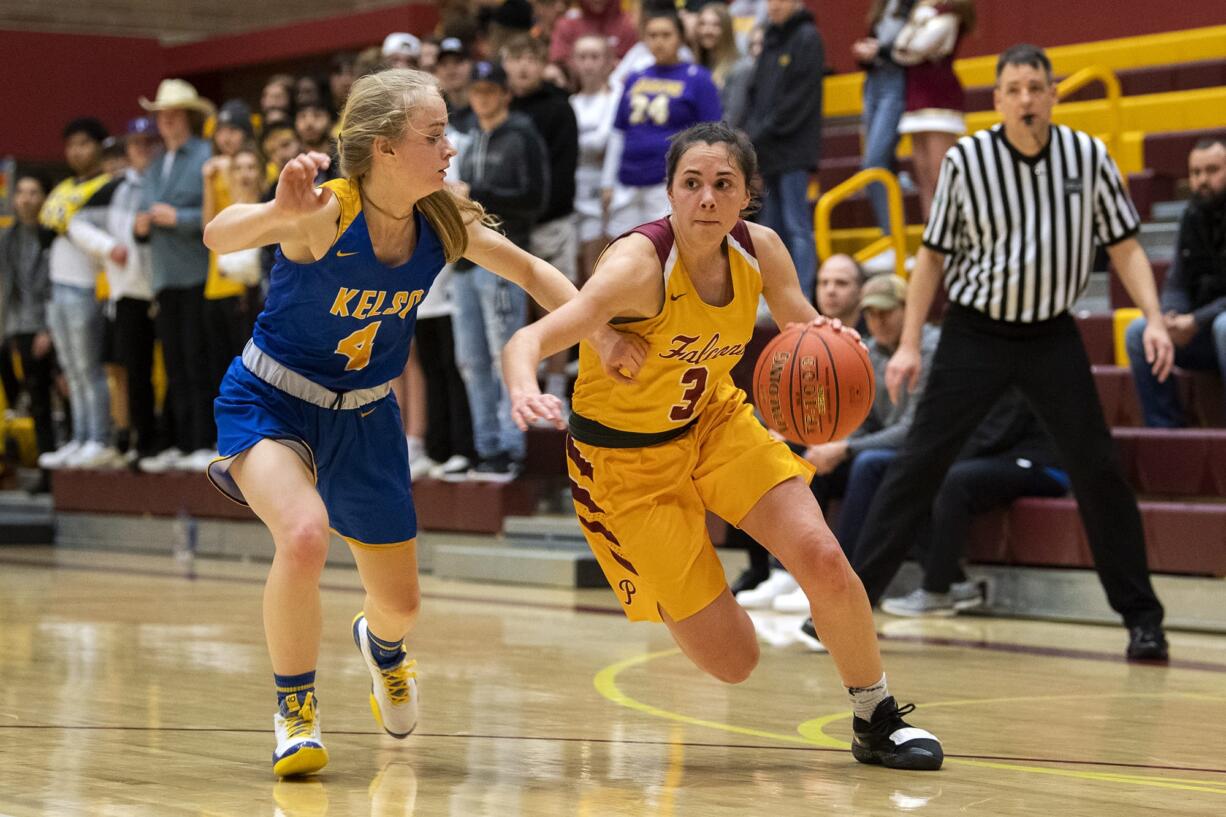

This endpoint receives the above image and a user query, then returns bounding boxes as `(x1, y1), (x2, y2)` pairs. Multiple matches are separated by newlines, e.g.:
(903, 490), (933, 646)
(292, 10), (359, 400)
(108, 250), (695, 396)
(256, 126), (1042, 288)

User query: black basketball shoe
(852, 697), (943, 771)
(1126, 625), (1169, 661)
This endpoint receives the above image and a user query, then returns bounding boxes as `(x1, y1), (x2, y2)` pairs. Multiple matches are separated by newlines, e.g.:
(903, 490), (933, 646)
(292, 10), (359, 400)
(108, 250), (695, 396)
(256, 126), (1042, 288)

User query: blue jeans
(449, 266), (527, 460)
(759, 169), (817, 302)
(836, 448), (897, 559)
(46, 282), (110, 444)
(861, 65), (907, 235)
(1125, 313), (1226, 426)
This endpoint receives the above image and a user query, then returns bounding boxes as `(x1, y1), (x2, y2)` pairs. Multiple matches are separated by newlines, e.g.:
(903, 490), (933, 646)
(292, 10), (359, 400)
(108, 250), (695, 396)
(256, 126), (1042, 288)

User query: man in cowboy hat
(134, 78), (220, 474)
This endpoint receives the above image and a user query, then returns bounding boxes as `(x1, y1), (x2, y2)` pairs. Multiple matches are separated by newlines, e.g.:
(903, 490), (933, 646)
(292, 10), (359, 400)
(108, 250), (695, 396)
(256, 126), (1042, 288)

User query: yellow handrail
(1056, 64), (1122, 154)
(814, 168), (907, 279)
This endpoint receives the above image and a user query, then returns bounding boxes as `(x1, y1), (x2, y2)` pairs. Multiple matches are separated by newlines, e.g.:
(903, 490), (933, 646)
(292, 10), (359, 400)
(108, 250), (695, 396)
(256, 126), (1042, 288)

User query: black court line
(2, 556), (1225, 673)
(3, 724), (1225, 776)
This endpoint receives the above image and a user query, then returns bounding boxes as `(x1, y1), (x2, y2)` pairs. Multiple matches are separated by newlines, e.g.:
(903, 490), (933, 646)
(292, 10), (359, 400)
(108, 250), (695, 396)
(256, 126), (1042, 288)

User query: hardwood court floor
(1, 545), (1225, 816)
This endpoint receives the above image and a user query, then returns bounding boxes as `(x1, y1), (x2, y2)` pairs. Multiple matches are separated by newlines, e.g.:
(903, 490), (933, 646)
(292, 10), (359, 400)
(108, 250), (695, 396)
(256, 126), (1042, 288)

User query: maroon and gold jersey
(570, 217), (761, 445)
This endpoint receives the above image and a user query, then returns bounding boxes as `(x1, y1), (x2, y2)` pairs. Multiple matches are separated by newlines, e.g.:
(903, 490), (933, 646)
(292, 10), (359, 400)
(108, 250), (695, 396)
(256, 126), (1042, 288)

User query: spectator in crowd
(504, 33), (580, 409)
(295, 102), (341, 183)
(419, 39), (441, 74)
(609, 1), (697, 89)
(530, 0), (569, 49)
(485, 0), (535, 58)
(880, 388), (1067, 617)
(135, 79), (217, 474)
(817, 253), (869, 332)
(453, 60), (550, 480)
(329, 52), (359, 115)
(853, 45), (1172, 661)
(1126, 137), (1226, 426)
(602, 7), (721, 239)
(569, 33), (619, 284)
(261, 120), (302, 175)
(550, 0), (638, 74)
(0, 173), (57, 467)
(67, 118), (160, 463)
(260, 74), (296, 121)
(693, 3), (742, 93)
(744, 0), (824, 301)
(720, 23), (763, 131)
(295, 75), (331, 115)
(435, 37), (473, 113)
(415, 262), (478, 480)
(383, 32), (422, 70)
(892, 0), (975, 219)
(100, 137), (127, 176)
(38, 117), (121, 469)
(353, 45), (387, 79)
(738, 275), (940, 615)
(854, 0), (915, 238)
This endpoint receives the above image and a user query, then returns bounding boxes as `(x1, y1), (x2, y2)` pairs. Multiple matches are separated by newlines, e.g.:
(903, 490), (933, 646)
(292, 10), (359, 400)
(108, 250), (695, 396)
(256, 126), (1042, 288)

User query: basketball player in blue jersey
(204, 69), (639, 777)
(502, 122), (944, 771)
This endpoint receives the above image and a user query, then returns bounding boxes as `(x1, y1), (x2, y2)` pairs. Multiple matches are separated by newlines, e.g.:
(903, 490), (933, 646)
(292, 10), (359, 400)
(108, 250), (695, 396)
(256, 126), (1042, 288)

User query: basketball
(751, 323), (876, 446)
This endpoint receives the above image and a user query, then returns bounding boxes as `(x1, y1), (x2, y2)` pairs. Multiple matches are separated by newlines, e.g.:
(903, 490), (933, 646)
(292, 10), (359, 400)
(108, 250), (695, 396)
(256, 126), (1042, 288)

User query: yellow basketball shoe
(352, 613), (419, 738)
(273, 691), (329, 777)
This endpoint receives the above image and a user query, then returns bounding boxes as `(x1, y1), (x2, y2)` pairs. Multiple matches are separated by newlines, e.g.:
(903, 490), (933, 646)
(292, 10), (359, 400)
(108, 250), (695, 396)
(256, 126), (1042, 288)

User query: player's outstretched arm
(752, 223), (821, 329)
(203, 151), (338, 262)
(502, 235), (659, 430)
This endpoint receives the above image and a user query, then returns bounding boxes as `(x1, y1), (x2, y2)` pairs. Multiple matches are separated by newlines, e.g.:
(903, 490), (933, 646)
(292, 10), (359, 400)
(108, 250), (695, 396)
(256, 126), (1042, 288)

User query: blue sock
(367, 629), (406, 670)
(275, 670), (316, 711)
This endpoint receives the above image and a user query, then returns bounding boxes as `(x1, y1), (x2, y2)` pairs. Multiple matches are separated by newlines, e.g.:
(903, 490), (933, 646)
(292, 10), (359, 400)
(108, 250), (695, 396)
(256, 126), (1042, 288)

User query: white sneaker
(64, 441), (125, 470)
(408, 454), (436, 483)
(352, 613), (418, 738)
(139, 448), (184, 474)
(272, 691), (328, 777)
(37, 440), (81, 469)
(428, 454), (471, 481)
(951, 579), (987, 611)
(735, 568), (799, 609)
(176, 448), (218, 472)
(772, 586), (811, 614)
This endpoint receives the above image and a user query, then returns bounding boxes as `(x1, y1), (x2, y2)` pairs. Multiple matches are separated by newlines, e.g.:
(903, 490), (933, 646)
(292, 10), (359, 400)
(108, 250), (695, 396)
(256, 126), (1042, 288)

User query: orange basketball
(751, 323), (876, 445)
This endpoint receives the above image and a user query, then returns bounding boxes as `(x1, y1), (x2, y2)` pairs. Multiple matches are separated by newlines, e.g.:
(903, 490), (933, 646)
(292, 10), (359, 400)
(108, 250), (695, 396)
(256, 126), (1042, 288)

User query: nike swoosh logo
(337, 251), (359, 257)
(670, 293), (686, 301)
(360, 408), (377, 417)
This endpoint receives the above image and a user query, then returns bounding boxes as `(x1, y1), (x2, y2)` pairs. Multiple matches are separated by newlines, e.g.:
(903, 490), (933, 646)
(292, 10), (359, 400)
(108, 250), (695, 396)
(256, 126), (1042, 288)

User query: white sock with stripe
(847, 673), (888, 721)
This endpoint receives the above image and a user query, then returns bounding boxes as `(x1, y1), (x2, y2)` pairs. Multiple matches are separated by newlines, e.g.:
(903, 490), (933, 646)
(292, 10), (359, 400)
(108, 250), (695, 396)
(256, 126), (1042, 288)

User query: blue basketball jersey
(251, 178), (445, 390)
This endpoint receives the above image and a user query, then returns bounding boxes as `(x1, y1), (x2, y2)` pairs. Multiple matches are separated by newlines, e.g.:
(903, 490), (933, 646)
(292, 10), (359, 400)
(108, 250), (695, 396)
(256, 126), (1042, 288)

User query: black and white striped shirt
(922, 124), (1140, 323)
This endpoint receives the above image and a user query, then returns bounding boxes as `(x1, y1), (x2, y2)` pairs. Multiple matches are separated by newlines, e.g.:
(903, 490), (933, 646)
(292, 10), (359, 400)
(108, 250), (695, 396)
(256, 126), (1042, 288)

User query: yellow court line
(594, 650), (1226, 796)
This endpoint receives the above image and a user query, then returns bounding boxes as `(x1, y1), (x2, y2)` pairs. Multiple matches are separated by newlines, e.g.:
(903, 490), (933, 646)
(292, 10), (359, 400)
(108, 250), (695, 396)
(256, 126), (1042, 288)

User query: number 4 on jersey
(335, 321), (382, 371)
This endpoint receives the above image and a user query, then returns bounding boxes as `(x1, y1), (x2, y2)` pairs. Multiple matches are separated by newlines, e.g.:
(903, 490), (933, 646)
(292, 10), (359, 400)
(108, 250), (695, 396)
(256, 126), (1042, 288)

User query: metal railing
(814, 168), (908, 279)
(1056, 64), (1123, 155)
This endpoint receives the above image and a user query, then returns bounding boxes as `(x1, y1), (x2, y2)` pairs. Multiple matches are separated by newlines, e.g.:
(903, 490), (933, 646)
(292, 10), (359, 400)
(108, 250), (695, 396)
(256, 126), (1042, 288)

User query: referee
(851, 44), (1174, 661)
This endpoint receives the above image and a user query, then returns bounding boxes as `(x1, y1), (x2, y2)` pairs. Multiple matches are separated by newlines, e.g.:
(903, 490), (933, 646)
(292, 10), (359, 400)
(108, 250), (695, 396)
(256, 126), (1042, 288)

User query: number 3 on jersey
(669, 367), (708, 421)
(335, 321), (382, 371)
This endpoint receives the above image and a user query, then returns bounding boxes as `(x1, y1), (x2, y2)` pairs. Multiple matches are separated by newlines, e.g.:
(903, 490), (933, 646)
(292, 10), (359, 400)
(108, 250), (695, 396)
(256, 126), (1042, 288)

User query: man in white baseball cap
(382, 32), (422, 69)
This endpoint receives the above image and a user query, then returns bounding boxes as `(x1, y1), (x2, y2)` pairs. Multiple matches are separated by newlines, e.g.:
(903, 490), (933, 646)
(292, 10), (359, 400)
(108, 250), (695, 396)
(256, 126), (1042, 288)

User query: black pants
(203, 295), (253, 398)
(11, 333), (56, 454)
(114, 298), (157, 456)
(154, 284), (215, 452)
(415, 315), (475, 463)
(852, 305), (1164, 629)
(920, 456), (1066, 593)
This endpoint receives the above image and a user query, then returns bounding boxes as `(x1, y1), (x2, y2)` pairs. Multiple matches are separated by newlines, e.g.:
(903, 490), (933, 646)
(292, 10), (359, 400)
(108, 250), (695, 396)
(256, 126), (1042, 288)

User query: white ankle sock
(847, 673), (888, 721)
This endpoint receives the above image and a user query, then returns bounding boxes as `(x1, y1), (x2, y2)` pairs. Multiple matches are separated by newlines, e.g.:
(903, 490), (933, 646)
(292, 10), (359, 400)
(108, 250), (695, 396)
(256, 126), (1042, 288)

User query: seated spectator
(601, 6), (721, 238)
(452, 61), (550, 480)
(741, 275), (940, 617)
(0, 172), (57, 471)
(550, 0), (638, 72)
(879, 387), (1068, 616)
(383, 32), (422, 69)
(1126, 137), (1226, 426)
(817, 254), (869, 333)
(569, 33), (619, 284)
(38, 117), (122, 470)
(66, 118), (160, 464)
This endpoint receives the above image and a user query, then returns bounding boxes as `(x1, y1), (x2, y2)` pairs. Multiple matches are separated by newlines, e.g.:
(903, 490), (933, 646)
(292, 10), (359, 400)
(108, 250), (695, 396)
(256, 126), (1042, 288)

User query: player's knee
(277, 515), (330, 574)
(711, 644), (759, 685)
(797, 539), (853, 596)
(378, 586), (421, 622)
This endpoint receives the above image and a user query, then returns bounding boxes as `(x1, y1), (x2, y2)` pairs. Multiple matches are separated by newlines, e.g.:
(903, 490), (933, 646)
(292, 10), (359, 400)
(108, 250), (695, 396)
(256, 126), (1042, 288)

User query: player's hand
(510, 388), (565, 431)
(886, 343), (922, 404)
(274, 152), (334, 217)
(1143, 320), (1175, 383)
(592, 325), (648, 384)
(787, 315), (864, 345)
